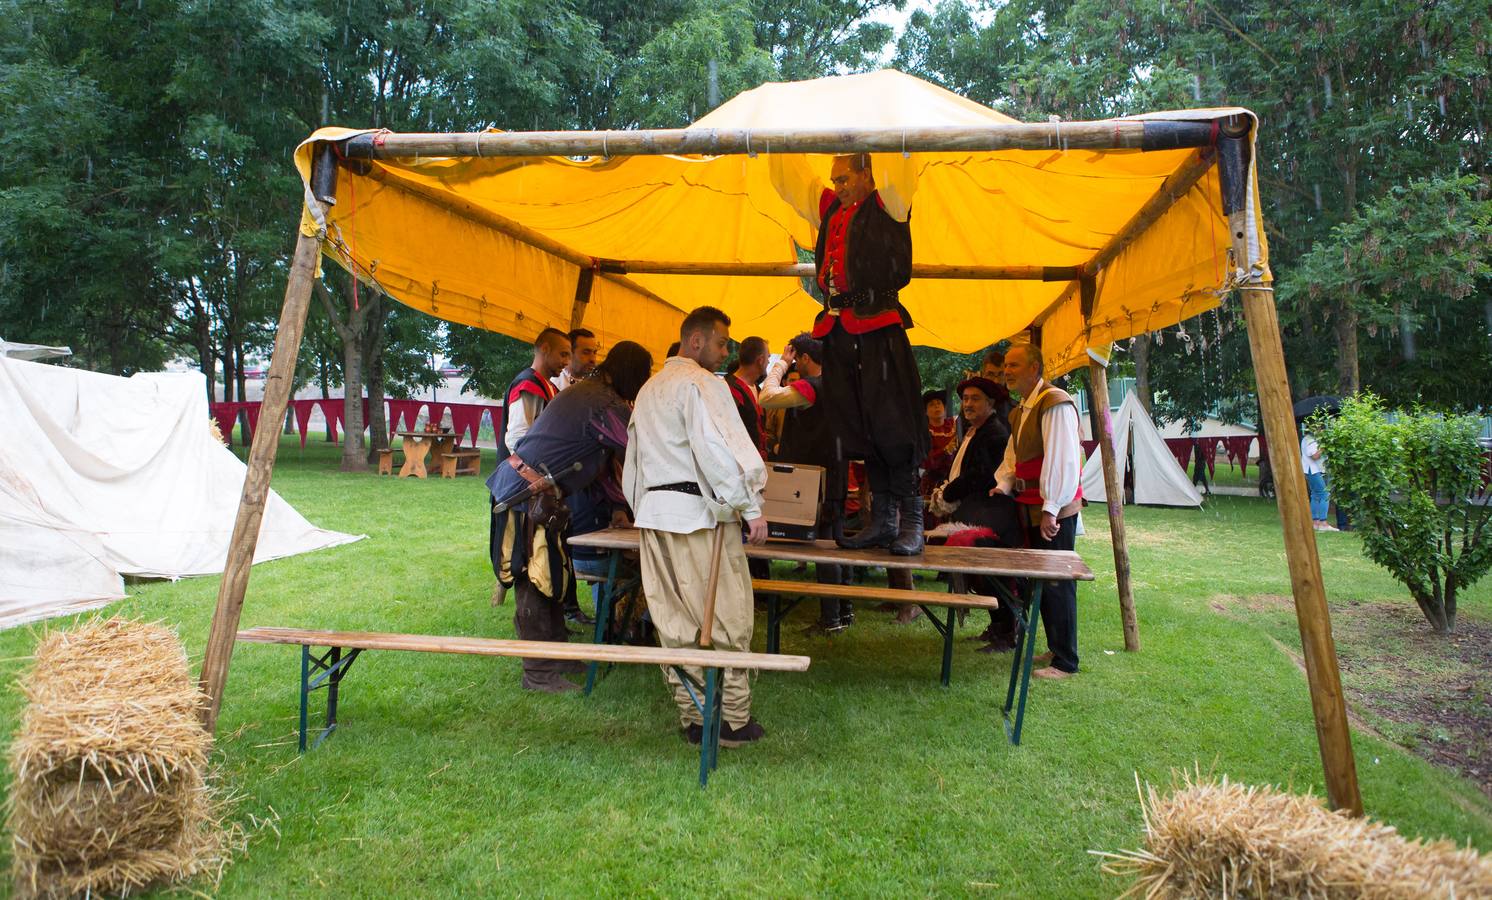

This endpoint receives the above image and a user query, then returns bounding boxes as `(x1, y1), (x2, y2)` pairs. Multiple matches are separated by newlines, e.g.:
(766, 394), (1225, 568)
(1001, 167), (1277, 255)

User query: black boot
(837, 493), (897, 549)
(890, 495), (925, 556)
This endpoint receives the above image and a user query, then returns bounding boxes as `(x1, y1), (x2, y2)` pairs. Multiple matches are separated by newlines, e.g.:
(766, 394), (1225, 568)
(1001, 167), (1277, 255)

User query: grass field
(3, 437), (1489, 897)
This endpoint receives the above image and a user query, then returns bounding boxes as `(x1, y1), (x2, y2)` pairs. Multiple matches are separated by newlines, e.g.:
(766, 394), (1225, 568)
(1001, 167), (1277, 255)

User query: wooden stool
(376, 448), (394, 475)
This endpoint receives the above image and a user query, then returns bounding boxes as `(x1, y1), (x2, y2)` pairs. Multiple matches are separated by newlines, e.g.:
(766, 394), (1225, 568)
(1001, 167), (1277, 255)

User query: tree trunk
(340, 334), (366, 471)
(1334, 302), (1360, 395)
(365, 342), (388, 462)
(1132, 333), (1153, 413)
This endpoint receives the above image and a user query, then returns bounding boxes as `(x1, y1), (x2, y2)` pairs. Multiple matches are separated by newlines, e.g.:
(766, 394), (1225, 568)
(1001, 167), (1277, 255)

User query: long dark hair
(596, 341), (654, 402)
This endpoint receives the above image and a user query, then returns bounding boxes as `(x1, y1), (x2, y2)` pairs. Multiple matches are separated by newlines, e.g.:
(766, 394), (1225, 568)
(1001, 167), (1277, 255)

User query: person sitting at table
(498, 327), (571, 459)
(487, 341), (653, 693)
(928, 377), (1021, 651)
(760, 333), (852, 634)
(920, 388), (956, 527)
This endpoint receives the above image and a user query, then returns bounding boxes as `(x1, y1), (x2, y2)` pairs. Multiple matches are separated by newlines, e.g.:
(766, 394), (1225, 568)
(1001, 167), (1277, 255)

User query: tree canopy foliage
(0, 0), (1486, 433)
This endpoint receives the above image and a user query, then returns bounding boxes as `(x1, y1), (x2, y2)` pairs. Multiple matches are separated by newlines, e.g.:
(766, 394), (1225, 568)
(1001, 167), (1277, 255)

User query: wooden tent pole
(569, 266), (595, 331)
(339, 119), (1218, 160)
(199, 228), (322, 731)
(1218, 121), (1362, 814)
(1082, 277), (1139, 651)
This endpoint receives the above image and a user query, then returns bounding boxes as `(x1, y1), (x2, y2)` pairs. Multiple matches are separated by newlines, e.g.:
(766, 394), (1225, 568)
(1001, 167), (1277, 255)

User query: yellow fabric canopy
(294, 69), (1270, 375)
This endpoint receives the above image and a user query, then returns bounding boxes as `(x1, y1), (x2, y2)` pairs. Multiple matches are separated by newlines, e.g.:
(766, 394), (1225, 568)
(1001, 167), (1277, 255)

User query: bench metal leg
(1002, 582), (1044, 745)
(916, 604), (958, 687)
(298, 645), (362, 752)
(674, 665), (725, 788)
(763, 594), (803, 654)
(584, 551), (622, 695)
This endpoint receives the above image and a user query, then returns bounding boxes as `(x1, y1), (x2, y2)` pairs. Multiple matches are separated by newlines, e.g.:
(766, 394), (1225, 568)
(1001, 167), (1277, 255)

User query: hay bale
(8, 618), (235, 899)
(1099, 771), (1492, 899)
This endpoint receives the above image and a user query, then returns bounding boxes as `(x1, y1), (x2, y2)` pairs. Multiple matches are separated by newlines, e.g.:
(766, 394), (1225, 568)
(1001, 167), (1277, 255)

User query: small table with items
(393, 431), (458, 478)
(568, 527), (1093, 745)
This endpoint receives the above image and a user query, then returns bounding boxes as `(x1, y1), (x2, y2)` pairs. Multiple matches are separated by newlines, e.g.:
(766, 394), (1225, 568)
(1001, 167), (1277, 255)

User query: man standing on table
(771, 152), (926, 556)
(623, 306), (769, 746)
(992, 342), (1084, 680)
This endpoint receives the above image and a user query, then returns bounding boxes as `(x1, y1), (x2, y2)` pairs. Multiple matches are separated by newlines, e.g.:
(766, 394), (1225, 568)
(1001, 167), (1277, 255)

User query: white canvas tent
(0, 356), (363, 628)
(1082, 391), (1202, 507)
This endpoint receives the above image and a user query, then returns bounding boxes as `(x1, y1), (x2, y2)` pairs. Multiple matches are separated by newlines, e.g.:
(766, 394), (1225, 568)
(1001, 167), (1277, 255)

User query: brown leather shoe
(521, 671), (582, 693)
(682, 723), (703, 745)
(719, 718), (765, 747)
(893, 605), (923, 625)
(1032, 666), (1075, 680)
(977, 635), (1018, 653)
(1032, 651), (1054, 665)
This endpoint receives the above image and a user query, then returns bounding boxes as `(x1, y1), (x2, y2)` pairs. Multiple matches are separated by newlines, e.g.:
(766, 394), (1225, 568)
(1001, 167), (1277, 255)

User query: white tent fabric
(0, 357), (363, 628)
(1082, 391), (1203, 508)
(0, 337), (71, 360)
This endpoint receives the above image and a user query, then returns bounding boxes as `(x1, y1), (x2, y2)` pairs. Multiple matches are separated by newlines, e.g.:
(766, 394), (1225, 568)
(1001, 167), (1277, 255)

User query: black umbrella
(1293, 395), (1341, 420)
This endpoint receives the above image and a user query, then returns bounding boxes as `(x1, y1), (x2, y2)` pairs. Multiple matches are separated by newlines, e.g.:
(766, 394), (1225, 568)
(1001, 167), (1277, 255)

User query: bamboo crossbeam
(599, 260), (1080, 281)
(338, 120), (1218, 160)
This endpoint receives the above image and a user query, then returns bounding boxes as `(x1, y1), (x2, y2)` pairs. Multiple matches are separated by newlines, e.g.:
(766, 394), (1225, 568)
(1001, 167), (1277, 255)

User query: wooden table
(393, 431), (458, 478)
(569, 527), (1094, 745)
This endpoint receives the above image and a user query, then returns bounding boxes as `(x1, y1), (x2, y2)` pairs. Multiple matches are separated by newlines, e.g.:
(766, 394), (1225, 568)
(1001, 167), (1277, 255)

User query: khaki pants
(639, 526), (754, 728)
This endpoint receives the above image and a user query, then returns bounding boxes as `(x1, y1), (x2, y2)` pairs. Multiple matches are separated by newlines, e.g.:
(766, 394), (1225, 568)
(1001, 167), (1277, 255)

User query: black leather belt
(648, 482), (702, 495)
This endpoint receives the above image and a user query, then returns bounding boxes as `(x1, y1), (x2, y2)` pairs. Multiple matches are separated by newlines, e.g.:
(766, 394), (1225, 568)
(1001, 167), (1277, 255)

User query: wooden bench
(237, 626), (808, 787)
(440, 448), (481, 478)
(375, 448), (395, 475)
(751, 577), (999, 685)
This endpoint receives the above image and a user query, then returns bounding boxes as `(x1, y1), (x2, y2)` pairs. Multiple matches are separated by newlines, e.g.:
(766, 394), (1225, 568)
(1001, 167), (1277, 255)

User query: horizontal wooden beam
(338, 119), (1220, 160)
(599, 260), (1080, 281)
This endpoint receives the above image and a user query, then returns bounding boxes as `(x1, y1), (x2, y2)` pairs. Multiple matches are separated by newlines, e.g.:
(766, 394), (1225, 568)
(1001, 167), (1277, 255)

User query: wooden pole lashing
(198, 227), (323, 732)
(1218, 119), (1362, 815)
(1085, 344), (1140, 652)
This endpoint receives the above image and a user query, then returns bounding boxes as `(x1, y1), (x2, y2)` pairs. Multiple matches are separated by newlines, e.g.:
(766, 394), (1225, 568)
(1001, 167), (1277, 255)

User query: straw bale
(1098, 771), (1492, 899)
(7, 618), (237, 899)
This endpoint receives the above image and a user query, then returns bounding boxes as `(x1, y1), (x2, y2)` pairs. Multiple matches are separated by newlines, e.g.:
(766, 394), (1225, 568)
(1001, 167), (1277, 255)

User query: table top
(569, 527), (1094, 582)
(394, 431), (456, 440)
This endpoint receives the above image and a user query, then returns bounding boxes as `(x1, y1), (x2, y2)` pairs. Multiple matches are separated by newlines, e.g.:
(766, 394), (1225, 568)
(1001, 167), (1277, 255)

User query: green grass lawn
(3, 437), (1489, 897)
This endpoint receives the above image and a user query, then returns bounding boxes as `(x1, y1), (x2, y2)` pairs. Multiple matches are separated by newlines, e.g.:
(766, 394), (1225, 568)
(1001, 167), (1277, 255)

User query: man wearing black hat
(929, 377), (1023, 651)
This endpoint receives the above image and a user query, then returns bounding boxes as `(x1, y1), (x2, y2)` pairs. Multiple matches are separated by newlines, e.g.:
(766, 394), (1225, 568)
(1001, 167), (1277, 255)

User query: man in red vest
(726, 336), (770, 460)
(809, 154), (926, 555)
(498, 327), (571, 459)
(993, 342), (1084, 679)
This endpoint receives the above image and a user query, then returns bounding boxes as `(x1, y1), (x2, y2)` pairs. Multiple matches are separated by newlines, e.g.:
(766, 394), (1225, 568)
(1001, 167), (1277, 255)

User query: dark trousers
(820, 324), (926, 500)
(1026, 512), (1079, 673)
(514, 580), (570, 676)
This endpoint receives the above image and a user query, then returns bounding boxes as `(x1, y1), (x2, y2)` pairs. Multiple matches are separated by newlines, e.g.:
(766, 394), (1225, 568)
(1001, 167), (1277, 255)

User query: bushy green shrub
(1314, 395), (1491, 632)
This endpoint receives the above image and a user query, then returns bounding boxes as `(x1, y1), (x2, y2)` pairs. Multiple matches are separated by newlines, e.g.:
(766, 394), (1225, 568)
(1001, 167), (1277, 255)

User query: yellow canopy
(294, 69), (1270, 375)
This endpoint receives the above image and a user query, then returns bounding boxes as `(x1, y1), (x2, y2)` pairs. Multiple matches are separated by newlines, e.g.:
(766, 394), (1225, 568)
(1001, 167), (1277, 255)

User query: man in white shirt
(623, 306), (770, 746)
(993, 343), (1084, 680)
(551, 327), (598, 392)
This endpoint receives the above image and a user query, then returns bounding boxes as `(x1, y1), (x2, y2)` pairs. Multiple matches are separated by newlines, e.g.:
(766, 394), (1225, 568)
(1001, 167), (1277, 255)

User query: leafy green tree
(1314, 395), (1492, 633)
(1283, 176), (1492, 413)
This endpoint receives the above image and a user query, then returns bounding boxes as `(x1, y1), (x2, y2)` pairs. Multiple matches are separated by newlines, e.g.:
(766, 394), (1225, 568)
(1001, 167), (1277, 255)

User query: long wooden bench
(237, 626), (809, 787)
(751, 578), (999, 685)
(577, 568), (1000, 687)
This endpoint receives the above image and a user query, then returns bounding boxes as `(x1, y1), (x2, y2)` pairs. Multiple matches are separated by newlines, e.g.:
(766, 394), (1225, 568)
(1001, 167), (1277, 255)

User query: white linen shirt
(994, 379), (1084, 519)
(623, 357), (767, 534)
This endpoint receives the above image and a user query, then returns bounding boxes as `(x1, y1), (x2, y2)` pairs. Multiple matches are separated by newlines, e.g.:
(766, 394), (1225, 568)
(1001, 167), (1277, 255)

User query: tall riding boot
(838, 492), (898, 549)
(890, 495), (925, 556)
